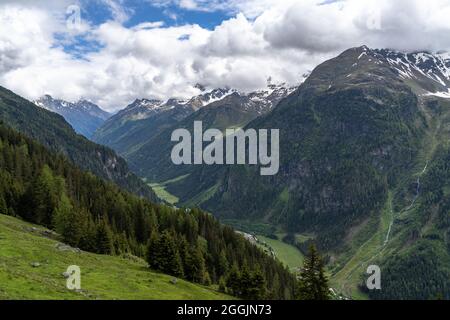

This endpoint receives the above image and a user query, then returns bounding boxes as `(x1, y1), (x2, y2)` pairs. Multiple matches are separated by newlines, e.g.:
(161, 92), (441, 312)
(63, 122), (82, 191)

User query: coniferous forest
(0, 122), (299, 300)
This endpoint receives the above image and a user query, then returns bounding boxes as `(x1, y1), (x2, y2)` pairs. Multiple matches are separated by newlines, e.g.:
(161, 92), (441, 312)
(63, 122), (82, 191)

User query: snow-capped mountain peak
(35, 95), (110, 119)
(186, 87), (237, 110)
(349, 46), (450, 97)
(34, 95), (111, 138)
(244, 82), (298, 114)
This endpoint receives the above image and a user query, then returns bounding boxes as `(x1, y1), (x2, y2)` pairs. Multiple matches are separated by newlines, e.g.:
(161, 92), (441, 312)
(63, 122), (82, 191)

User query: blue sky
(126, 3), (229, 29)
(63, 0), (232, 58)
(81, 0), (230, 29)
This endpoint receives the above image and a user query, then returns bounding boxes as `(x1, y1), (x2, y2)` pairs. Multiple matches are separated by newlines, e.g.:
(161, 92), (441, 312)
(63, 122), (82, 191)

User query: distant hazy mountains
(35, 95), (111, 138)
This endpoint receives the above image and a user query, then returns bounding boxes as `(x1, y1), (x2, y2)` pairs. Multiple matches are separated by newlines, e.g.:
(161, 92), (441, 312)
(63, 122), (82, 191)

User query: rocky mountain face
(376, 48), (450, 94)
(0, 87), (157, 202)
(246, 83), (298, 114)
(187, 87), (239, 110)
(35, 95), (111, 139)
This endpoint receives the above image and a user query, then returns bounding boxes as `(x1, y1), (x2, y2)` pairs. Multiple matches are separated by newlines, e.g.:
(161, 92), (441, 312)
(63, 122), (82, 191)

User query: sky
(2, 0), (450, 111)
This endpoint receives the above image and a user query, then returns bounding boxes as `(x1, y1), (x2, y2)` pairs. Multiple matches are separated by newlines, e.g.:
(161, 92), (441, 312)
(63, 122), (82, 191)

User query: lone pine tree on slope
(296, 244), (331, 300)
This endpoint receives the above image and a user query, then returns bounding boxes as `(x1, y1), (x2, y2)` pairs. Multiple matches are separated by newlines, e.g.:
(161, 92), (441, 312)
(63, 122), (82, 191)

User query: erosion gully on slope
(334, 114), (441, 298)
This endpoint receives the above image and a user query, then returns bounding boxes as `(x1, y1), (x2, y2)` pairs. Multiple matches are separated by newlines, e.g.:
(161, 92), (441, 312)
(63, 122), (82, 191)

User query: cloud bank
(2, 0), (450, 111)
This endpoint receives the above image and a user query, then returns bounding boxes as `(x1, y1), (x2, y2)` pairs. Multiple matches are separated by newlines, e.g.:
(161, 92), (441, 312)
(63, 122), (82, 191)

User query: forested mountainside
(0, 86), (156, 201)
(0, 123), (297, 299)
(212, 47), (450, 299)
(368, 131), (450, 300)
(201, 46), (427, 247)
(35, 95), (111, 139)
(112, 46), (450, 299)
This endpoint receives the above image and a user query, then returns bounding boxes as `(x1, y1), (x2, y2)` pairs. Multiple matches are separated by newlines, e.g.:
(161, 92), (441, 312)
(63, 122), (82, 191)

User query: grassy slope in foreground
(0, 214), (232, 300)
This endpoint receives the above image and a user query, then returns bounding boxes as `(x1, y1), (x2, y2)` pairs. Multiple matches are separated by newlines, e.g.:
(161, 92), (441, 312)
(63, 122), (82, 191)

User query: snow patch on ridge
(422, 89), (450, 99)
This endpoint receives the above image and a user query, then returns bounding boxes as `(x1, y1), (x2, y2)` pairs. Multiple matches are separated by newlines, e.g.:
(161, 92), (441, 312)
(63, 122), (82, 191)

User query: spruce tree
(147, 231), (184, 278)
(203, 271), (212, 286)
(0, 194), (7, 216)
(270, 273), (282, 300)
(185, 246), (207, 284)
(218, 276), (227, 293)
(32, 166), (55, 226)
(226, 264), (242, 297)
(96, 219), (113, 254)
(147, 231), (162, 270)
(296, 244), (331, 300)
(60, 210), (83, 248)
(78, 215), (97, 252)
(249, 267), (267, 300)
(161, 232), (184, 278)
(115, 232), (130, 255)
(238, 266), (267, 300)
(217, 250), (229, 276)
(52, 193), (73, 234)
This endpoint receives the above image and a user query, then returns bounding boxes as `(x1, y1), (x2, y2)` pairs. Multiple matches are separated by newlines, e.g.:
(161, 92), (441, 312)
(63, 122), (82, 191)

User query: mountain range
(92, 82), (297, 186)
(35, 95), (111, 139)
(3, 45), (450, 299)
(92, 45), (450, 299)
(92, 83), (296, 157)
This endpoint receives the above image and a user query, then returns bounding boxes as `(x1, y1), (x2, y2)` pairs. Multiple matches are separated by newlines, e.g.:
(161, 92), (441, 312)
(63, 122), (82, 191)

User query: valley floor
(256, 235), (304, 271)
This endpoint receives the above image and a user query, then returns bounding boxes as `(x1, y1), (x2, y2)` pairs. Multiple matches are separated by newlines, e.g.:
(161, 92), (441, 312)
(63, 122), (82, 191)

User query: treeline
(0, 123), (296, 299)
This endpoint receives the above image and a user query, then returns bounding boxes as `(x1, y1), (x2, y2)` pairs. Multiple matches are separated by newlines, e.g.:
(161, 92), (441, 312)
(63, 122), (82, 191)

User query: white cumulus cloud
(2, 0), (450, 111)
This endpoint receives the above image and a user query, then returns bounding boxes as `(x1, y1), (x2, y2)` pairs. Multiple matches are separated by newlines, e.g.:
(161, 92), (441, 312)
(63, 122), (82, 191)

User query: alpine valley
(0, 85), (296, 300)
(92, 46), (450, 300)
(3, 44), (450, 300)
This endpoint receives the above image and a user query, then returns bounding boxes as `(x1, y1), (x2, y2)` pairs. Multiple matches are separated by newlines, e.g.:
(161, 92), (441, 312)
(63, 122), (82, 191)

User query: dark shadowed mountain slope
(172, 46), (428, 235)
(0, 86), (157, 201)
(93, 84), (295, 159)
(92, 97), (200, 156)
(123, 84), (296, 183)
